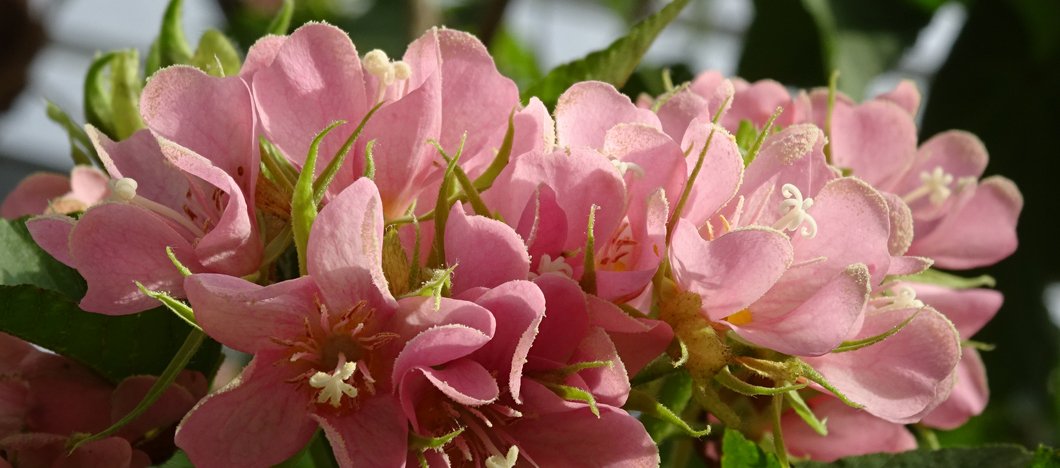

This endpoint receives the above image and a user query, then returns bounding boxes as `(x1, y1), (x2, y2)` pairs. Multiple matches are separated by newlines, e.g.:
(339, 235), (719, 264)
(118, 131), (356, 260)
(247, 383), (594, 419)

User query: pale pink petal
(656, 88), (709, 141)
(735, 264), (869, 356)
(25, 215), (76, 267)
(69, 166), (109, 205)
(909, 176), (1021, 269)
(530, 274), (591, 366)
(445, 205), (530, 294)
(827, 100), (917, 188)
(252, 23), (368, 170)
(311, 395), (407, 468)
(515, 184), (567, 270)
(554, 81), (660, 149)
(876, 79), (921, 117)
(68, 203), (202, 314)
(688, 71), (734, 118)
(240, 34), (286, 79)
(887, 256), (933, 276)
(601, 123), (685, 229)
(185, 274), (321, 353)
(678, 119), (744, 226)
(922, 347), (988, 429)
(175, 352), (317, 467)
(1, 173), (71, 219)
(510, 97), (555, 160)
(782, 397), (916, 462)
(468, 280), (546, 402)
(670, 221), (792, 320)
(594, 190), (668, 302)
(140, 66), (256, 193)
(882, 192), (914, 256)
(802, 306), (961, 423)
(892, 131), (990, 221)
(722, 78), (795, 131)
(908, 284), (1002, 338)
(308, 178), (395, 312)
(87, 128), (189, 212)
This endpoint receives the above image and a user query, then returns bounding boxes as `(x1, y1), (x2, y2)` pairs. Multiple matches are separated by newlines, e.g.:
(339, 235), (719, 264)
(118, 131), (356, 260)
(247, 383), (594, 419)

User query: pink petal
(308, 178), (395, 313)
(510, 97), (555, 160)
(175, 352), (317, 467)
(110, 375), (197, 441)
(735, 264), (869, 356)
(601, 123), (685, 230)
(240, 34), (286, 79)
(908, 284), (1002, 338)
(722, 78), (796, 131)
(416, 359), (499, 406)
(876, 79), (921, 116)
(568, 327), (630, 407)
(882, 192), (914, 256)
(69, 166), (109, 206)
(20, 353), (113, 435)
(656, 88), (709, 141)
(1, 172), (70, 219)
(0, 379), (29, 439)
(530, 274), (591, 366)
(892, 131), (990, 221)
(827, 99), (917, 188)
(140, 66), (256, 193)
(311, 395), (407, 467)
(678, 119), (744, 226)
(25, 215), (76, 267)
(554, 81), (660, 149)
(468, 280), (546, 402)
(909, 176), (1021, 269)
(921, 347), (988, 429)
(515, 184), (567, 270)
(586, 295), (673, 377)
(87, 128), (189, 213)
(509, 382), (659, 467)
(252, 23), (368, 171)
(185, 274), (321, 353)
(802, 306), (961, 423)
(68, 203), (202, 314)
(782, 396), (916, 462)
(1, 434), (136, 468)
(670, 221), (793, 320)
(0, 333), (34, 373)
(391, 297), (496, 386)
(445, 204), (530, 294)
(688, 71), (734, 118)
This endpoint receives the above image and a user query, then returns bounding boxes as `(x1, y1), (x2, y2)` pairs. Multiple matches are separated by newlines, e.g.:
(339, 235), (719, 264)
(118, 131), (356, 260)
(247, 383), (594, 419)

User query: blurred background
(2, 0), (1057, 452)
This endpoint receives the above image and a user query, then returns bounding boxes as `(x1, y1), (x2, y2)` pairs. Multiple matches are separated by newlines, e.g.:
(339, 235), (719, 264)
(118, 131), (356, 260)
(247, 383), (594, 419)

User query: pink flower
(1, 166), (108, 219)
(781, 397), (917, 462)
(249, 23), (519, 220)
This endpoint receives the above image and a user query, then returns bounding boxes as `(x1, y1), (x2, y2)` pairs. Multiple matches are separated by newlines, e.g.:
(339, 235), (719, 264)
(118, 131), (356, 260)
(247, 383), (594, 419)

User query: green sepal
(409, 427), (465, 451)
(259, 137), (298, 196)
(432, 136), (491, 218)
(266, 0), (295, 35)
(734, 119), (758, 160)
(165, 246), (193, 277)
(965, 339), (996, 351)
(261, 225), (293, 268)
(69, 328), (205, 452)
(45, 101), (98, 167)
(579, 204), (599, 294)
(823, 69), (839, 164)
(472, 109), (516, 192)
(83, 52), (118, 139)
(544, 382), (600, 417)
(154, 0), (194, 70)
(403, 265), (456, 310)
(313, 102), (383, 205)
(135, 282), (198, 330)
(190, 29), (241, 77)
(626, 388), (710, 439)
(109, 49), (145, 140)
(831, 309), (919, 353)
(630, 353), (681, 386)
(641, 370), (694, 442)
(897, 267), (996, 289)
(797, 360), (863, 409)
(293, 121), (345, 276)
(363, 140), (377, 180)
(771, 394), (790, 468)
(715, 366), (807, 396)
(666, 95), (730, 240)
(427, 138), (466, 268)
(744, 107), (782, 165)
(539, 360), (613, 381)
(785, 389), (827, 436)
(521, 0), (691, 108)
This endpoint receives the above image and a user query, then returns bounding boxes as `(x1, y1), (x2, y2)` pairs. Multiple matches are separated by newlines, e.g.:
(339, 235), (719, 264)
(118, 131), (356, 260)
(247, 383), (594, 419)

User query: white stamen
(485, 446), (519, 468)
(903, 166), (954, 205)
(772, 183), (817, 238)
(309, 361), (359, 407)
(535, 254), (574, 277)
(363, 50), (390, 77)
(392, 61), (411, 81)
(110, 177), (138, 201)
(611, 159), (645, 178)
(886, 286), (925, 310)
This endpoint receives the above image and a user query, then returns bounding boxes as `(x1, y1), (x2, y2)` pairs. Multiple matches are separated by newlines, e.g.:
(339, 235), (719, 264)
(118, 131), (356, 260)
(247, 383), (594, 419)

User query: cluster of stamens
(363, 49), (412, 104)
(107, 177), (215, 237)
(773, 183), (818, 238)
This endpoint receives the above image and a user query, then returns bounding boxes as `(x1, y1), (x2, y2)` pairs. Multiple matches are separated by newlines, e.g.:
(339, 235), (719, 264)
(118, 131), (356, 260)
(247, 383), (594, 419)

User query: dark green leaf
(84, 52), (118, 138)
(0, 217), (86, 300)
(797, 444), (1038, 467)
(45, 101), (97, 167)
(521, 0), (690, 107)
(721, 428), (782, 468)
(0, 285), (221, 384)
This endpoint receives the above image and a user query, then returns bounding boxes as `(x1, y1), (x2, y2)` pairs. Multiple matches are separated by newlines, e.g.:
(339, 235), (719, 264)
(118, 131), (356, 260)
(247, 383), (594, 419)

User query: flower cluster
(2, 21), (1021, 467)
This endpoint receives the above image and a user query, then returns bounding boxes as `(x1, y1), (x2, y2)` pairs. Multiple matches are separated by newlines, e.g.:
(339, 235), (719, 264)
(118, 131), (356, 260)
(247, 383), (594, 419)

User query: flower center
(772, 183), (817, 238)
(875, 286), (925, 310)
(363, 49), (412, 104)
(108, 177), (209, 238)
(532, 254), (574, 278)
(903, 166), (954, 206)
(309, 360), (359, 407)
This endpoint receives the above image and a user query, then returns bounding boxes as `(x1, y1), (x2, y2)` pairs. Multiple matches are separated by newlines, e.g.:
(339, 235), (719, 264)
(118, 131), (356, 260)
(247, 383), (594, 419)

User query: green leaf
(293, 121), (345, 276)
(0, 217), (86, 300)
(521, 0), (690, 107)
(639, 370), (693, 441)
(266, 0), (295, 35)
(190, 29), (242, 77)
(0, 285), (221, 384)
(489, 28), (542, 90)
(721, 429), (782, 468)
(798, 444), (1040, 467)
(896, 268), (997, 289)
(45, 101), (97, 167)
